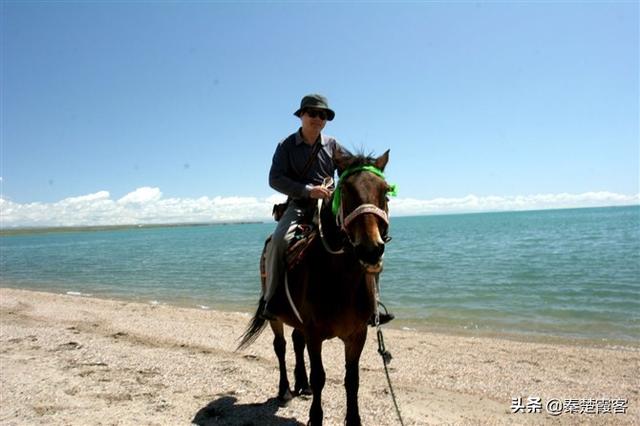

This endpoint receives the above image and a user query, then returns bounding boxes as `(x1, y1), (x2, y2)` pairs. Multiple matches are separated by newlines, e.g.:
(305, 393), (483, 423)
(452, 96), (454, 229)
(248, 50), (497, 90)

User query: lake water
(2, 206), (638, 344)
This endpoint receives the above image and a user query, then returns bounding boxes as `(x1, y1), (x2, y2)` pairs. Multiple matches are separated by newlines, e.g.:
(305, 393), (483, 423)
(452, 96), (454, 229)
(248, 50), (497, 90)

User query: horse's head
(332, 148), (393, 271)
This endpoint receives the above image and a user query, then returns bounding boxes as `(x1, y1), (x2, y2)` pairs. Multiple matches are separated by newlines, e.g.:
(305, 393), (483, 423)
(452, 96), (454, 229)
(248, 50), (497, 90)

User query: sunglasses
(305, 109), (328, 120)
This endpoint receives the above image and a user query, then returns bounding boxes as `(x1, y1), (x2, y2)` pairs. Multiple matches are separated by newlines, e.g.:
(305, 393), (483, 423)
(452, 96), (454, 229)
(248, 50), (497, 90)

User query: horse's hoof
(295, 386), (312, 397)
(278, 398), (291, 407)
(345, 417), (362, 426)
(306, 416), (323, 426)
(277, 389), (293, 407)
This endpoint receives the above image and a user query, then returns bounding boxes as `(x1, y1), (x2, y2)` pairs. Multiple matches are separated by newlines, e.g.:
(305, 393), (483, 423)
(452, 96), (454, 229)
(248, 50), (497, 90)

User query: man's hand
(308, 185), (332, 199)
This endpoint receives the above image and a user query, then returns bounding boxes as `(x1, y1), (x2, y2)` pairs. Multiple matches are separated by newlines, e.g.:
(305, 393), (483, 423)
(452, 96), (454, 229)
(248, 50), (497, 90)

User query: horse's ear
(333, 146), (353, 174)
(374, 149), (390, 171)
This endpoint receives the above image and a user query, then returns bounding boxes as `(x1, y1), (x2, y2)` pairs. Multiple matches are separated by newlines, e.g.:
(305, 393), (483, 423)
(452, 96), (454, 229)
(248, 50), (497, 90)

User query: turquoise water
(2, 206), (639, 343)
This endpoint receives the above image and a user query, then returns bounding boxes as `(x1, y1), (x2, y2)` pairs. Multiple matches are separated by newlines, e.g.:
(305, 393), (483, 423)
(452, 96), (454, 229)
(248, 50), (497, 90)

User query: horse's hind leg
(270, 321), (293, 405)
(292, 328), (311, 396)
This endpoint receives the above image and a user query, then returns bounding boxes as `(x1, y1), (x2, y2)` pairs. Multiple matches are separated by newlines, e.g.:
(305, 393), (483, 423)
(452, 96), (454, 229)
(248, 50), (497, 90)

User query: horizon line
(1, 203), (638, 233)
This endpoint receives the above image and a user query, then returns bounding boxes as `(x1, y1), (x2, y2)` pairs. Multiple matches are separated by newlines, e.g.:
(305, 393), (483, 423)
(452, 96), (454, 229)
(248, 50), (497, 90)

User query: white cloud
(265, 193), (288, 204)
(0, 188), (277, 228)
(61, 190), (111, 204)
(117, 187), (162, 204)
(389, 191), (640, 216)
(0, 188), (638, 228)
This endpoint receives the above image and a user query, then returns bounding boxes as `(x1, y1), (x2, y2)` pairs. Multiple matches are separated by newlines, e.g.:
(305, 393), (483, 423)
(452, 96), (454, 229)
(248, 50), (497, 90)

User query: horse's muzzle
(355, 242), (385, 270)
(361, 259), (383, 274)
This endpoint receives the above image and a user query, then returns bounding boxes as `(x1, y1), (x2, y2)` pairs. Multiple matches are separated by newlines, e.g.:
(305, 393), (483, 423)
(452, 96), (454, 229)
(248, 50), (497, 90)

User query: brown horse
(238, 148), (392, 426)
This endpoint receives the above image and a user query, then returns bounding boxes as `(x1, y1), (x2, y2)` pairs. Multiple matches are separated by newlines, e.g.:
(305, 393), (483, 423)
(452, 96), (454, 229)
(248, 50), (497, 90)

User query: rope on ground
(371, 273), (405, 426)
(376, 320), (405, 426)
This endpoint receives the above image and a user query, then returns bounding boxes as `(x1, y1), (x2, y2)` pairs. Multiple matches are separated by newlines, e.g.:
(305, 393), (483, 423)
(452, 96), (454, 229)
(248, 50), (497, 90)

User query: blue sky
(1, 1), (638, 226)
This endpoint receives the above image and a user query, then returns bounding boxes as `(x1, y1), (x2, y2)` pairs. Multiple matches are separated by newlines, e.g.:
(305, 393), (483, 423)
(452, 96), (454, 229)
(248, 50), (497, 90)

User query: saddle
(260, 223), (318, 283)
(260, 191), (344, 284)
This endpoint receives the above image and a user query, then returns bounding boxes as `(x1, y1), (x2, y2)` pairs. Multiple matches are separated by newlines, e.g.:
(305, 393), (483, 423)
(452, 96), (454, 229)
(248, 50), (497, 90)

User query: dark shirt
(269, 128), (341, 200)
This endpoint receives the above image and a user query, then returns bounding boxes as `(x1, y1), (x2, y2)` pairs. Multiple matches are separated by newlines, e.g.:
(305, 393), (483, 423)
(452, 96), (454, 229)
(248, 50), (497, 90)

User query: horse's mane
(342, 149), (378, 169)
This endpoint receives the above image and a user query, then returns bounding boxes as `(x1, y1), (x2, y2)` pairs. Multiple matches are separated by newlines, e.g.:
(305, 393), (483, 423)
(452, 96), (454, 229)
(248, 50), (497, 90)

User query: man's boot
(259, 297), (277, 321)
(368, 312), (395, 326)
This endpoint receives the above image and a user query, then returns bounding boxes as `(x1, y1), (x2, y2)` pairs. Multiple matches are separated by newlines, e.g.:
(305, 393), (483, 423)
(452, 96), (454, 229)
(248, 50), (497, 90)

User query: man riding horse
(260, 93), (394, 326)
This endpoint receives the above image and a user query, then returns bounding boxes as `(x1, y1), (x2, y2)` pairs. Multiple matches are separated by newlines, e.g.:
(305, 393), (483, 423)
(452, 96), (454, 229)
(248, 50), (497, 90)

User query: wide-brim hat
(293, 93), (335, 121)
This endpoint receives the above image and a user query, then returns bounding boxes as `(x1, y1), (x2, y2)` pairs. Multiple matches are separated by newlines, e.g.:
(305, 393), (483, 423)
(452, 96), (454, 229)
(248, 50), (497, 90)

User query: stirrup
(369, 312), (395, 326)
(369, 301), (395, 326)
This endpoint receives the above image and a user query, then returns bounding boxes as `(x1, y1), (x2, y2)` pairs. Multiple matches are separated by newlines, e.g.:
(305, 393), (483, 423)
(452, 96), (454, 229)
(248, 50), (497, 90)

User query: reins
(317, 177), (345, 255)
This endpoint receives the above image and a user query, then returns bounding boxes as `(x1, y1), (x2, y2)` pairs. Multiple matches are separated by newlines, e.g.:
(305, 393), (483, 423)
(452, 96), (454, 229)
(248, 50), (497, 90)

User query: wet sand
(0, 287), (638, 425)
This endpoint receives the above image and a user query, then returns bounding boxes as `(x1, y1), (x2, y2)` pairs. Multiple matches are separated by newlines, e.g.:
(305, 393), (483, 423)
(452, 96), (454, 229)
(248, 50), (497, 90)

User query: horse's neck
(310, 198), (376, 312)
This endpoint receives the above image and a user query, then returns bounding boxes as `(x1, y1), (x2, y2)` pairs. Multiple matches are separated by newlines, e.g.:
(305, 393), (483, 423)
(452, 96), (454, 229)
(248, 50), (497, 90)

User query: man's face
(301, 108), (327, 133)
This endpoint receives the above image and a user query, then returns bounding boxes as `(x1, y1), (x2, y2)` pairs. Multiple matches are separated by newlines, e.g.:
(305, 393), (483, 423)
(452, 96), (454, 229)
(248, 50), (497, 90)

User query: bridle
(317, 165), (397, 265)
(333, 164), (396, 234)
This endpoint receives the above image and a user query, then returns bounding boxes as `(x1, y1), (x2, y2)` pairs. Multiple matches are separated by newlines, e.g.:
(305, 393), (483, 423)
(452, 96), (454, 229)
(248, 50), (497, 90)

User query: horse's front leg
(343, 327), (367, 426)
(292, 328), (312, 396)
(270, 320), (293, 405)
(306, 335), (325, 425)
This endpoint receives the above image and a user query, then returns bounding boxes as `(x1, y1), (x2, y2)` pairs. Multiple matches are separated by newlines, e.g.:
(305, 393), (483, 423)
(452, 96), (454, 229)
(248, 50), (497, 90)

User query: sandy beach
(0, 287), (637, 425)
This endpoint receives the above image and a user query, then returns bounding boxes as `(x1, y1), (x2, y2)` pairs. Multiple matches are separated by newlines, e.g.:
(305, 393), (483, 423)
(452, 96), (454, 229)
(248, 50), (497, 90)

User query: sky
(1, 1), (638, 227)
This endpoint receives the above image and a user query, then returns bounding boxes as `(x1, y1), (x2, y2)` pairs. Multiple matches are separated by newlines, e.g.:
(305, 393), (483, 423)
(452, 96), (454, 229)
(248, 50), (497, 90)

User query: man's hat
(294, 93), (335, 121)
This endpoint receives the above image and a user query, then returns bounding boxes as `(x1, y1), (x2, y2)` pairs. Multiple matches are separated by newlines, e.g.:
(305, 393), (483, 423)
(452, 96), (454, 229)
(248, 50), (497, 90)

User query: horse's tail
(236, 299), (268, 351)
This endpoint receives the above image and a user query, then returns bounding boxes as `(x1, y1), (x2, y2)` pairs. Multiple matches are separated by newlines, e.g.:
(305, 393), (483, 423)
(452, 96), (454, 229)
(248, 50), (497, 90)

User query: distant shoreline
(2, 204), (637, 236)
(0, 221), (266, 236)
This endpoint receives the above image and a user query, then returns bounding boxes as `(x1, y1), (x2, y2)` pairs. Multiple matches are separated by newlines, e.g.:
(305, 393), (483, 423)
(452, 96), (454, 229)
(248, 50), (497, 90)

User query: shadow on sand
(192, 395), (304, 426)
